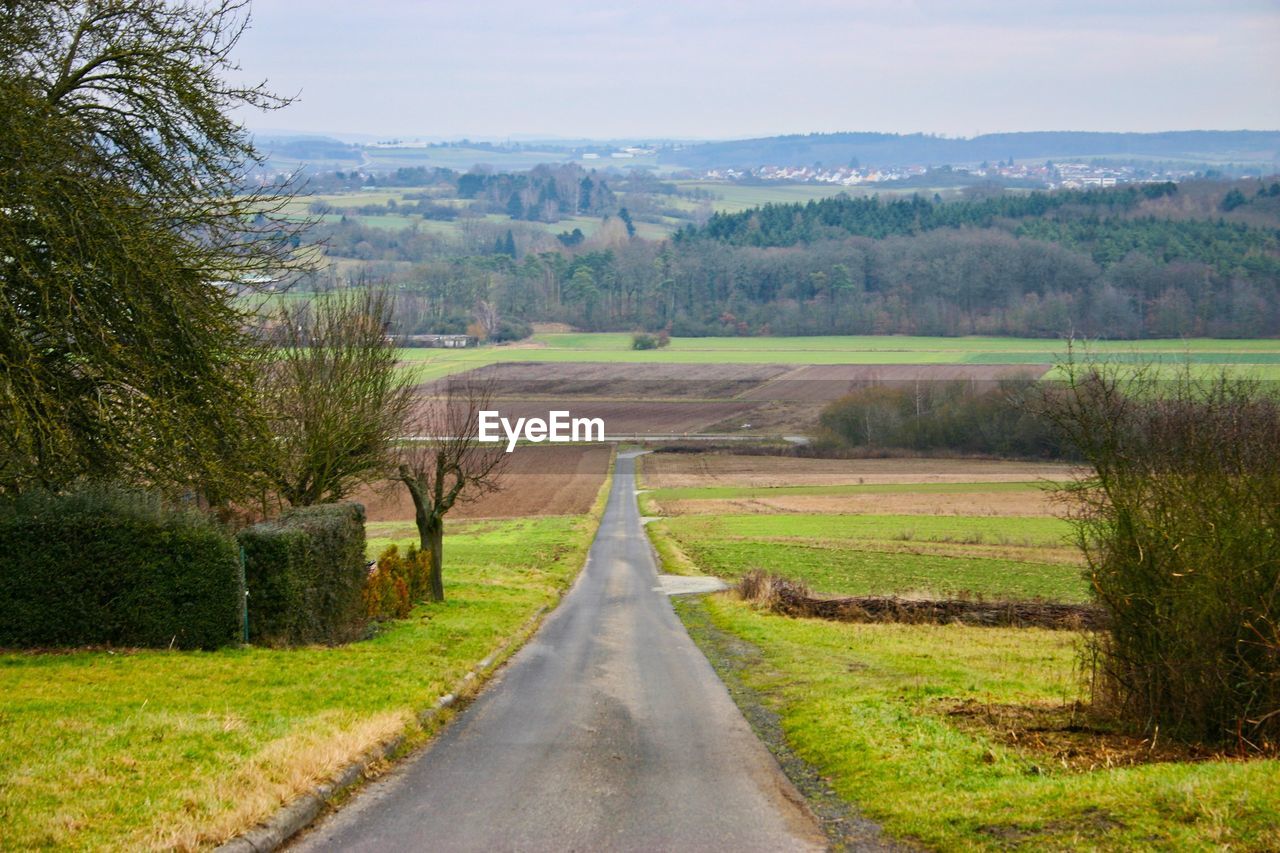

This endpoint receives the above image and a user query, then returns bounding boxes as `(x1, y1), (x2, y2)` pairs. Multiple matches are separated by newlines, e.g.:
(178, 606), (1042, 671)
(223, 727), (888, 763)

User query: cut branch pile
(737, 570), (1102, 631)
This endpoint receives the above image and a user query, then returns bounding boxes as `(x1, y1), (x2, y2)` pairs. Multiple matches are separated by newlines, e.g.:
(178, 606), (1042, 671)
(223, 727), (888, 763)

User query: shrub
(489, 319), (532, 343)
(1045, 363), (1280, 750)
(363, 543), (432, 620)
(819, 378), (1071, 459)
(237, 503), (367, 646)
(363, 562), (410, 620)
(631, 330), (671, 350)
(0, 486), (240, 650)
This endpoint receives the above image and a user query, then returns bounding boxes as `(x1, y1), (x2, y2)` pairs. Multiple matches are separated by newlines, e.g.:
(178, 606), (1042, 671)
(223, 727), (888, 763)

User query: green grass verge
(677, 595), (1280, 850)
(658, 514), (1086, 602)
(0, 514), (600, 850)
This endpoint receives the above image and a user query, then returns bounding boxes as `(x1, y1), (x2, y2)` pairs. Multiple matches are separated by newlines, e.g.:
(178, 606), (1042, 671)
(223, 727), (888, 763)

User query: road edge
(214, 447), (618, 853)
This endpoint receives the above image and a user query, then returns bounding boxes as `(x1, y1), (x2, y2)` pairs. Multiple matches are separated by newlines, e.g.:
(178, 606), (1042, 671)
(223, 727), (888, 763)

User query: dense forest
(298, 177), (1280, 339)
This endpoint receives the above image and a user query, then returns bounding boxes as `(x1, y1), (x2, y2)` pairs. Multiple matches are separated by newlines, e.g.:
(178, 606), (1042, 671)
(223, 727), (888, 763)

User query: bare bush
(1041, 359), (1280, 751)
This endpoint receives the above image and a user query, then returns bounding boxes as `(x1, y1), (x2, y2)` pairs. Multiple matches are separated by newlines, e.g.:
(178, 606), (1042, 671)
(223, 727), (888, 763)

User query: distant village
(696, 160), (1199, 189)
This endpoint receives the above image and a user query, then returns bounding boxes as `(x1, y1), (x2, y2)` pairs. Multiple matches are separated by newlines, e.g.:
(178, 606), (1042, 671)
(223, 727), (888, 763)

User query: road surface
(293, 451), (824, 852)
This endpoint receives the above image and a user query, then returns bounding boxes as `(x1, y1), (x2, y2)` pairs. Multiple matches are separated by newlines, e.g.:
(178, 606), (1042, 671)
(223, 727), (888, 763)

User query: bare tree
(395, 375), (508, 602)
(263, 288), (414, 507)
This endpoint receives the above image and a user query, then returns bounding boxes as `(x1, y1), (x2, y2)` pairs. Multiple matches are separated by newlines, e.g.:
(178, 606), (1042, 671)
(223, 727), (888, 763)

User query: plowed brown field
(654, 490), (1060, 518)
(441, 362), (790, 400)
(736, 364), (1051, 402)
(642, 453), (1081, 488)
(412, 361), (1052, 438)
(353, 444), (612, 522)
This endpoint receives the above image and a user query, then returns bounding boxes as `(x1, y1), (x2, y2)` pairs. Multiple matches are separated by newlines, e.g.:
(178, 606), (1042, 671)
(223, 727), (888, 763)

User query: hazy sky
(233, 0), (1280, 140)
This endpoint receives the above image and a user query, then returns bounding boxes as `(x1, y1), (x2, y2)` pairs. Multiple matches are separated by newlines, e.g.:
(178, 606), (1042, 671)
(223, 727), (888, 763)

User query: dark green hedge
(238, 503), (367, 646)
(0, 487), (240, 650)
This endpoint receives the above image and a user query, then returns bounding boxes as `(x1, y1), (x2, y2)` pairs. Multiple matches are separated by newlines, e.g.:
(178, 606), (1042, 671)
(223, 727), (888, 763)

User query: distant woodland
(294, 171), (1280, 339)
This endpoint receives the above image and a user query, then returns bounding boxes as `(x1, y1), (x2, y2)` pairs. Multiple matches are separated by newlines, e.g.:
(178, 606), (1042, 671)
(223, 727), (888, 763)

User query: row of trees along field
(301, 177), (1280, 339)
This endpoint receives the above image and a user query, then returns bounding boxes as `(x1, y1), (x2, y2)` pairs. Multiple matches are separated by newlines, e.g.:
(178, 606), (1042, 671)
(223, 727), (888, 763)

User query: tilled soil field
(478, 400), (760, 435)
(654, 490), (1061, 518)
(736, 363), (1051, 402)
(411, 361), (1052, 438)
(353, 444), (612, 522)
(417, 362), (790, 400)
(642, 452), (1082, 489)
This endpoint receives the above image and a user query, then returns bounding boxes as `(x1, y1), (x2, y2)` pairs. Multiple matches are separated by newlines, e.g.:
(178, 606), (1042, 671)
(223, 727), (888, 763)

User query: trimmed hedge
(0, 487), (240, 650)
(238, 503), (367, 646)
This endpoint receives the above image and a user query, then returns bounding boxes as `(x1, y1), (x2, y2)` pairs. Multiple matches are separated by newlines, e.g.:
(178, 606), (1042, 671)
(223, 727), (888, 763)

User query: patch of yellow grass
(140, 710), (409, 852)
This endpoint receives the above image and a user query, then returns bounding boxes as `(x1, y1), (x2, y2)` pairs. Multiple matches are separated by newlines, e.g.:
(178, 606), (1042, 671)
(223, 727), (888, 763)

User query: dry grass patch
(143, 710), (409, 851)
(939, 699), (1236, 774)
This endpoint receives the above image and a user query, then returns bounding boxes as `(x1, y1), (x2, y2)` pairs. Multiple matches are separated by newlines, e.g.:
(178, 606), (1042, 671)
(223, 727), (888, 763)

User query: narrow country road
(292, 451), (825, 852)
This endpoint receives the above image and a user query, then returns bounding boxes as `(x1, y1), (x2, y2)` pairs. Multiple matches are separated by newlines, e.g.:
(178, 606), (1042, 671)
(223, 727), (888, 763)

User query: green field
(390, 333), (1280, 381)
(680, 595), (1280, 850)
(280, 175), (963, 241)
(285, 194), (679, 240)
(657, 513), (1084, 602)
(665, 513), (1072, 547)
(0, 515), (596, 850)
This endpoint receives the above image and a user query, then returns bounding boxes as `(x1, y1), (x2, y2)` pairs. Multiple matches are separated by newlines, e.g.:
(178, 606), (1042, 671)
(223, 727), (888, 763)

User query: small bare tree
(395, 375), (508, 602)
(263, 288), (414, 507)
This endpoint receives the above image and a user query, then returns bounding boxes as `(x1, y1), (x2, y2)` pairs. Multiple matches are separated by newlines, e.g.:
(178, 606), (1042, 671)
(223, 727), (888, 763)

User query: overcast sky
(232, 0), (1280, 140)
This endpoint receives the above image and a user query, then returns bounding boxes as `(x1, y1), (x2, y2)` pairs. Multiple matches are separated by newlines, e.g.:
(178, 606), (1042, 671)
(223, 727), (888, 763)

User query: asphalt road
(293, 451), (825, 852)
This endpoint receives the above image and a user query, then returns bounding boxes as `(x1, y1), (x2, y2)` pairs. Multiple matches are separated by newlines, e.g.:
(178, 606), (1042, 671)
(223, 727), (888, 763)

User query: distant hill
(659, 131), (1280, 170)
(256, 135), (362, 162)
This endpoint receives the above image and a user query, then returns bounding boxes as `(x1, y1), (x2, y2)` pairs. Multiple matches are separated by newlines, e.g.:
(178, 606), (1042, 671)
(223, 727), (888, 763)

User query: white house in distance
(394, 334), (475, 348)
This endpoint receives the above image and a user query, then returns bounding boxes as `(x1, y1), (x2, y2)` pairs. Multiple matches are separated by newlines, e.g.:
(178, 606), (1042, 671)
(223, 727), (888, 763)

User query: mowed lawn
(656, 513), (1086, 602)
(394, 333), (1280, 381)
(0, 515), (597, 851)
(680, 595), (1280, 851)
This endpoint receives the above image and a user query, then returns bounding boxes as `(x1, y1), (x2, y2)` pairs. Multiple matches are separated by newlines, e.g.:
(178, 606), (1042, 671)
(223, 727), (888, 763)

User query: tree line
(299, 179), (1280, 339)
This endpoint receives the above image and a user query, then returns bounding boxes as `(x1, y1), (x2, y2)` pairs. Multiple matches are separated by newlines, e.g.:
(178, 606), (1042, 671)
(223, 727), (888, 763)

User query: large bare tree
(394, 375), (508, 602)
(0, 1), (307, 500)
